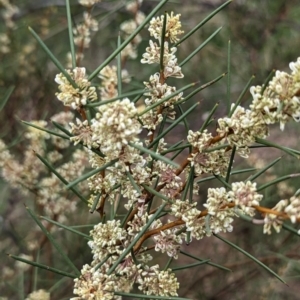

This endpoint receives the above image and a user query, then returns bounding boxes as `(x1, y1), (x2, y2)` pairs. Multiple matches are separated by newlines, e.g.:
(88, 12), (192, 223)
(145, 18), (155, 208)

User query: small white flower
(228, 181), (263, 216)
(55, 67), (97, 109)
(91, 98), (141, 158)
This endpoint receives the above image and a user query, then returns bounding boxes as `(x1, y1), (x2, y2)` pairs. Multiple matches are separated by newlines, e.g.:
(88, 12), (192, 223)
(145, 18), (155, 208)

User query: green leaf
(174, 0), (232, 47)
(88, 0), (170, 80)
(179, 27), (222, 67)
(107, 203), (166, 275)
(51, 121), (72, 136)
(0, 86), (14, 111)
(196, 168), (256, 184)
(26, 206), (80, 276)
(126, 171), (142, 195)
(213, 174), (232, 189)
(261, 69), (275, 95)
(199, 103), (219, 132)
(227, 40), (231, 114)
(147, 102), (199, 149)
(214, 233), (287, 284)
(160, 11), (168, 72)
(33, 250), (40, 291)
(8, 254), (76, 278)
(257, 173), (300, 192)
(40, 216), (91, 240)
(35, 152), (88, 204)
(172, 259), (211, 271)
(117, 34), (122, 96)
(181, 165), (194, 201)
(139, 82), (196, 116)
(256, 138), (299, 159)
(225, 146), (236, 183)
(114, 292), (191, 300)
(121, 205), (134, 228)
(28, 27), (77, 88)
(247, 156), (281, 182)
(164, 257), (174, 271)
(86, 89), (146, 107)
(282, 223), (300, 236)
(161, 143), (191, 155)
(142, 184), (172, 202)
(180, 250), (231, 272)
(177, 74), (226, 106)
(89, 193), (101, 214)
(66, 158), (119, 189)
(129, 142), (179, 168)
(21, 120), (69, 140)
(66, 0), (76, 68)
(177, 104), (190, 136)
(229, 75), (255, 117)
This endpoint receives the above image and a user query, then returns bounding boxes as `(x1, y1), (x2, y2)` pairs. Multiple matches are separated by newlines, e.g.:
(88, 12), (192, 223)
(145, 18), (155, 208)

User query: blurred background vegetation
(1, 0), (300, 299)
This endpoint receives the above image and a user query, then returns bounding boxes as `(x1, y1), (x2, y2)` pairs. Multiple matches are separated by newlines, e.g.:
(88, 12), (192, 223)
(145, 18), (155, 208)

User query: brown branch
(96, 169), (106, 218)
(77, 106), (87, 121)
(132, 202), (298, 253)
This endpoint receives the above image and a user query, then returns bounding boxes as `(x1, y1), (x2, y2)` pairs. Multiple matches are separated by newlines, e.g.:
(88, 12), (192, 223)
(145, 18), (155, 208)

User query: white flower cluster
(120, 1), (145, 60)
(169, 182), (263, 240)
(228, 181), (263, 216)
(25, 289), (50, 300)
(78, 0), (101, 7)
(0, 114), (90, 235)
(204, 187), (235, 234)
(144, 72), (183, 107)
(147, 220), (185, 259)
(0, 121), (49, 194)
(125, 0), (143, 14)
(153, 227), (182, 259)
(88, 220), (127, 260)
(74, 12), (99, 49)
(0, 0), (19, 54)
(140, 12), (184, 133)
(0, 32), (10, 54)
(98, 65), (130, 101)
(214, 57), (300, 158)
(263, 200), (287, 235)
(154, 161), (183, 199)
(141, 73), (183, 131)
(263, 194), (300, 235)
(138, 266), (179, 297)
(187, 130), (230, 176)
(91, 98), (142, 158)
(37, 149), (88, 224)
(72, 264), (116, 300)
(170, 199), (206, 240)
(25, 290), (50, 300)
(141, 41), (183, 79)
(148, 12), (184, 44)
(73, 219), (180, 299)
(25, 120), (50, 140)
(250, 58), (300, 131)
(70, 118), (98, 149)
(15, 254), (33, 272)
(217, 105), (268, 157)
(0, 0), (19, 29)
(55, 67), (97, 109)
(285, 195), (300, 223)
